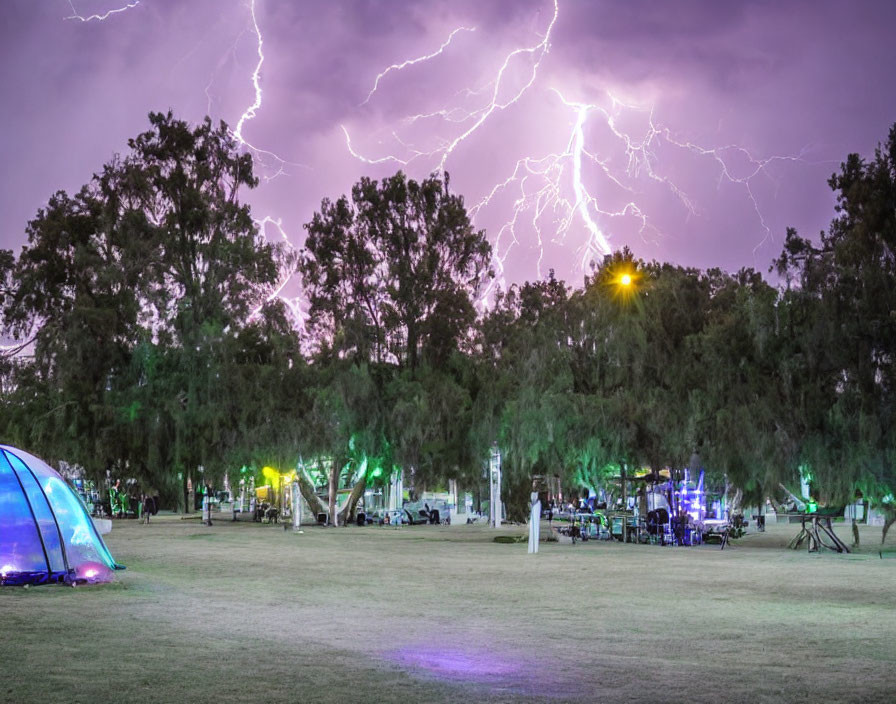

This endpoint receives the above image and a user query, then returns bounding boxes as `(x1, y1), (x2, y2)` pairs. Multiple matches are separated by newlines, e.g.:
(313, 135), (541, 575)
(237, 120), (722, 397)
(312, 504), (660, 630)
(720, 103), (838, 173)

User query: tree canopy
(2, 116), (894, 523)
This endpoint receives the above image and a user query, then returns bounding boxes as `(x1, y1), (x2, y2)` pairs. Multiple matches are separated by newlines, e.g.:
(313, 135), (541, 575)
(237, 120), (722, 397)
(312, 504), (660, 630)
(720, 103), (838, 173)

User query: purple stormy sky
(2, 0), (895, 305)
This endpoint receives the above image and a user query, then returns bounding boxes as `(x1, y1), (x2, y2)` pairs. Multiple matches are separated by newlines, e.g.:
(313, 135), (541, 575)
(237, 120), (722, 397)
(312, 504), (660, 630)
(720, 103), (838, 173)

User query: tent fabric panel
(0, 451), (52, 578)
(4, 449), (117, 572)
(4, 451), (67, 573)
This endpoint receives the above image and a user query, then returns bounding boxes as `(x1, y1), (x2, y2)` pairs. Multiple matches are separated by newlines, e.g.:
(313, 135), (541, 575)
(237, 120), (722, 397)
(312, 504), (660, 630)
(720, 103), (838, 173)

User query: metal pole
(489, 445), (502, 528)
(292, 479), (302, 532)
(496, 459), (502, 527)
(202, 491), (211, 526)
(488, 466), (494, 527)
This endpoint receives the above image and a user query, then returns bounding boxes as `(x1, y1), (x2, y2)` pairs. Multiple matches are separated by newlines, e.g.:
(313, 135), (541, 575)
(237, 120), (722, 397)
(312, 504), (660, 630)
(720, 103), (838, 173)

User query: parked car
(372, 509), (407, 526)
(404, 500), (451, 524)
(404, 507), (430, 525)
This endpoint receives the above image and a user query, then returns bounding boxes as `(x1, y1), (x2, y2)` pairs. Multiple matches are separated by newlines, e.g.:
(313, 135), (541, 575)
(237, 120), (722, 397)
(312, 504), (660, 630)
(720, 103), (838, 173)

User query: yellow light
(620, 274), (632, 286)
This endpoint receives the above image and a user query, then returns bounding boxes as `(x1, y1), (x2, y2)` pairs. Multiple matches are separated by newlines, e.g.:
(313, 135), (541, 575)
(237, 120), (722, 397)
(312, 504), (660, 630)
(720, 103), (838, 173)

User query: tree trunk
(337, 474), (368, 525)
(182, 471), (191, 514)
(328, 458), (339, 526)
(621, 463), (627, 507)
(296, 470), (327, 519)
(883, 512), (895, 546)
(729, 486), (743, 515)
(504, 472), (532, 523)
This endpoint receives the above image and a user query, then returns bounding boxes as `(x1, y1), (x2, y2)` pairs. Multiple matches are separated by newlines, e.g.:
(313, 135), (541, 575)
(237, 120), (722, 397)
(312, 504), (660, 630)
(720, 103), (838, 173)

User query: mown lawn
(1, 518), (894, 703)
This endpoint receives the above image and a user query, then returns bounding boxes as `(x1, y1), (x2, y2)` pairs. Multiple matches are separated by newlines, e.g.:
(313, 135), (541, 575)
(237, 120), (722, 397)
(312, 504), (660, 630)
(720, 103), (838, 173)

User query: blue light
(0, 445), (121, 586)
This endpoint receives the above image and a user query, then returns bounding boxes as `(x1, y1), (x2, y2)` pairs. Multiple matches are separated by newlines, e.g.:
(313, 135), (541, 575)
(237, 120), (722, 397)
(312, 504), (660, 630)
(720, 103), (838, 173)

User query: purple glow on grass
(75, 561), (115, 584)
(389, 646), (522, 681)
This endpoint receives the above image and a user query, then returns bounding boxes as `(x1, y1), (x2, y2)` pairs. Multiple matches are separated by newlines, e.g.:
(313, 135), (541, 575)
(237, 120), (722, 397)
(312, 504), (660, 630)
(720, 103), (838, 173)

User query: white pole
(490, 445), (502, 528)
(202, 493), (211, 526)
(488, 459), (495, 526)
(388, 469), (403, 524)
(292, 479), (302, 532)
(496, 461), (503, 527)
(528, 492), (541, 553)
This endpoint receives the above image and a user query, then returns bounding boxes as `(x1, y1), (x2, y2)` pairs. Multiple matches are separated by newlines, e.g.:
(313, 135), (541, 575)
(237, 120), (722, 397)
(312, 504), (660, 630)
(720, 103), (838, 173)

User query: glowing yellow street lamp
(607, 267), (639, 305)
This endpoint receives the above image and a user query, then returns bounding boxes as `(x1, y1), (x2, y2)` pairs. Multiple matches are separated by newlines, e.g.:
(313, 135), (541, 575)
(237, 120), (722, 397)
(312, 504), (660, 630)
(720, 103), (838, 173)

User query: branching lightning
(220, 0), (305, 326)
(345, 0), (810, 293)
(345, 0), (559, 176)
(361, 26), (476, 106)
(224, 0), (307, 183)
(252, 215), (305, 327)
(64, 0), (139, 22)
(55, 0), (819, 321)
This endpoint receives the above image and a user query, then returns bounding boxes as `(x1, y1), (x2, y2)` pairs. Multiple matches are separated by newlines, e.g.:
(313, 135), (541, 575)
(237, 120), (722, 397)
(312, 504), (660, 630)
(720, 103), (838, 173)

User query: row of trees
(1, 113), (893, 523)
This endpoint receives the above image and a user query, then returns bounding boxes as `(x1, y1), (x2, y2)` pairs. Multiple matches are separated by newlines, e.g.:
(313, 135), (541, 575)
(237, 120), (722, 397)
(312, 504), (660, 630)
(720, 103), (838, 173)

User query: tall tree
(2, 185), (147, 473)
(774, 124), (896, 511)
(300, 171), (492, 371)
(299, 171), (492, 518)
(2, 112), (287, 500)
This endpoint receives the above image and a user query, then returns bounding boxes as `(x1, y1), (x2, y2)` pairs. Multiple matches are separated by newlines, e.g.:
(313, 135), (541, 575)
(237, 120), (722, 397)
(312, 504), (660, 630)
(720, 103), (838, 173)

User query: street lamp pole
(489, 444), (502, 528)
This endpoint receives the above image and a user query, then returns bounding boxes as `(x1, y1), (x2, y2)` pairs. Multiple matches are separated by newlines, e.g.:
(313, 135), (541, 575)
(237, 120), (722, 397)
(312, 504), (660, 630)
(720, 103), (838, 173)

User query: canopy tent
(0, 445), (122, 586)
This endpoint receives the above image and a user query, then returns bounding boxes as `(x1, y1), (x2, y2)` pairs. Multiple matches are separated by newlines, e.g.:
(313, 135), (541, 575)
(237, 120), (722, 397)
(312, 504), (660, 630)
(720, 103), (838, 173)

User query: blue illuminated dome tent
(0, 444), (123, 586)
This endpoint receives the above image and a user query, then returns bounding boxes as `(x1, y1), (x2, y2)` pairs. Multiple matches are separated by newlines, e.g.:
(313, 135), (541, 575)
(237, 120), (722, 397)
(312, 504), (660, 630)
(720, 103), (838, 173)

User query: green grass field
(2, 517), (894, 703)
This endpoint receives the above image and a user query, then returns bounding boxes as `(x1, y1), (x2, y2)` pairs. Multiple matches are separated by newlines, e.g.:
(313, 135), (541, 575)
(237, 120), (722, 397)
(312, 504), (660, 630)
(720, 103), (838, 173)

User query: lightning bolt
(225, 0), (308, 183)
(345, 0), (812, 291)
(217, 0), (304, 327)
(52, 0), (822, 321)
(471, 88), (659, 280)
(361, 26), (476, 106)
(64, 0), (139, 22)
(251, 216), (305, 327)
(656, 130), (812, 253)
(232, 0), (264, 151)
(345, 0), (559, 175)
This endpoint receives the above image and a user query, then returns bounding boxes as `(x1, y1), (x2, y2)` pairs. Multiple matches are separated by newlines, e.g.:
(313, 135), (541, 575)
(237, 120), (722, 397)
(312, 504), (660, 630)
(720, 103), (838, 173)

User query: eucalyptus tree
(216, 300), (308, 500)
(633, 262), (714, 475)
(300, 171), (492, 371)
(566, 250), (654, 500)
(107, 112), (285, 497)
(297, 361), (387, 525)
(773, 124), (896, 518)
(386, 356), (475, 496)
(299, 171), (492, 511)
(469, 273), (587, 519)
(690, 268), (790, 507)
(2, 112), (287, 501)
(1, 184), (149, 476)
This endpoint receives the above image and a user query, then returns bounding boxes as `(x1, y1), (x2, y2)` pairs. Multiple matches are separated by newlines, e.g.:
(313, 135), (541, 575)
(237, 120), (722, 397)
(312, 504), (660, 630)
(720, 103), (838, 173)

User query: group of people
(108, 479), (159, 523)
(252, 501), (280, 523)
